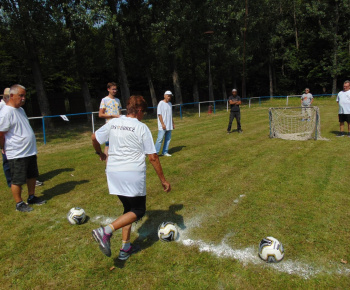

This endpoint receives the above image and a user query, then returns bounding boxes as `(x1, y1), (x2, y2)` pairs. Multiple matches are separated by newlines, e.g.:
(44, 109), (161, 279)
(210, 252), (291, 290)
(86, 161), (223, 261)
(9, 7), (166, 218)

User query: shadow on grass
(113, 204), (185, 269)
(41, 180), (89, 201)
(39, 168), (75, 182)
(168, 146), (186, 155)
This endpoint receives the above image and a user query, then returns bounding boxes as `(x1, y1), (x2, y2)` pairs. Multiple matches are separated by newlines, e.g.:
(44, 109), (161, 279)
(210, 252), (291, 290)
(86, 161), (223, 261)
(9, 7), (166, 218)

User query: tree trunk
(172, 60), (183, 104)
(25, 38), (51, 118)
(242, 0), (248, 99)
(81, 79), (93, 121)
(116, 30), (130, 107)
(293, 1), (299, 50)
(222, 79), (227, 100)
(193, 82), (199, 107)
(146, 70), (157, 113)
(332, 1), (339, 95)
(269, 58), (273, 97)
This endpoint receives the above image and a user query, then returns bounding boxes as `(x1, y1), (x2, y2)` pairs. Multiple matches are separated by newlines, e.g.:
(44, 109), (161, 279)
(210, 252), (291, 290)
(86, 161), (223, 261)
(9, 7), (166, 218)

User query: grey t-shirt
(228, 95), (241, 112)
(301, 93), (313, 106)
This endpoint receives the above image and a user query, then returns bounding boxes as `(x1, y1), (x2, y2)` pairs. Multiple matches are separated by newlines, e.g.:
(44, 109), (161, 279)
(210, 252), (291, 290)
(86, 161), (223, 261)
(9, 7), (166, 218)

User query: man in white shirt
(155, 90), (175, 157)
(336, 80), (350, 137)
(301, 88), (313, 121)
(1, 88), (11, 187)
(99, 82), (122, 156)
(0, 84), (46, 212)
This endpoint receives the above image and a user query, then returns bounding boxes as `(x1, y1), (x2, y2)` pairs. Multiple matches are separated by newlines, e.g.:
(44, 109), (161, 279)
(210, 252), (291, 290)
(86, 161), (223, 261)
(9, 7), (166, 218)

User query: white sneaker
(163, 153), (172, 157)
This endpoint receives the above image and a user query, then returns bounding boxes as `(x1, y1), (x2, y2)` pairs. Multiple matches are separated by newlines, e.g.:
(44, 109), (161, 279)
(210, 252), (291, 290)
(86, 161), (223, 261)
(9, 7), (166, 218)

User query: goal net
(269, 106), (327, 141)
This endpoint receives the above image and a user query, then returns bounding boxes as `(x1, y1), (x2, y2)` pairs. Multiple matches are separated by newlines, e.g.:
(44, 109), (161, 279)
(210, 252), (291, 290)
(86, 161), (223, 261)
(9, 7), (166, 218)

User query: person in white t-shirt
(91, 95), (171, 260)
(154, 90), (175, 157)
(1, 88), (11, 188)
(99, 82), (122, 157)
(0, 84), (46, 212)
(301, 88), (313, 121)
(336, 80), (350, 137)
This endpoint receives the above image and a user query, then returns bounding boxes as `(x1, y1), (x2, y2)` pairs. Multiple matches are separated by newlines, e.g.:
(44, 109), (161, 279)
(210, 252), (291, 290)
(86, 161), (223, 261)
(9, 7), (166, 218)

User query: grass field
(1, 97), (350, 289)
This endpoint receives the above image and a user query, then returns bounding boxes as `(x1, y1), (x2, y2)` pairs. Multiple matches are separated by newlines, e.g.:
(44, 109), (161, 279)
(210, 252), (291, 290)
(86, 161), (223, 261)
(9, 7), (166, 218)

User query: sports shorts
(8, 155), (39, 185)
(338, 114), (350, 123)
(117, 195), (146, 220)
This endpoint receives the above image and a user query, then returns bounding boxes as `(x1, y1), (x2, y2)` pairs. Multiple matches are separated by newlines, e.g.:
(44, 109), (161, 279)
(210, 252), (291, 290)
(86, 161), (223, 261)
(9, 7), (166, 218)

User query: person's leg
(236, 112), (242, 131)
(340, 122), (344, 133)
(11, 184), (23, 203)
(162, 131), (172, 155)
(2, 153), (11, 187)
(155, 130), (166, 154)
(27, 178), (36, 196)
(227, 111), (234, 132)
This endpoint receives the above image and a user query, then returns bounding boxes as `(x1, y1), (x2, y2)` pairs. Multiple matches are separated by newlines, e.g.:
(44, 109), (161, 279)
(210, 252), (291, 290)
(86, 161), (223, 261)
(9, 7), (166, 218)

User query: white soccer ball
(67, 207), (86, 225)
(158, 221), (179, 242)
(258, 236), (285, 263)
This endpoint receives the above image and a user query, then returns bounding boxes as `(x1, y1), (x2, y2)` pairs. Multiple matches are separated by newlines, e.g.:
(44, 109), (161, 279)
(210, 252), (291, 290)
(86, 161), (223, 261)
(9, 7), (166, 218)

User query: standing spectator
(301, 88), (314, 121)
(227, 89), (242, 133)
(1, 88), (11, 187)
(99, 82), (122, 157)
(91, 95), (171, 259)
(336, 80), (350, 137)
(155, 90), (175, 157)
(0, 84), (46, 212)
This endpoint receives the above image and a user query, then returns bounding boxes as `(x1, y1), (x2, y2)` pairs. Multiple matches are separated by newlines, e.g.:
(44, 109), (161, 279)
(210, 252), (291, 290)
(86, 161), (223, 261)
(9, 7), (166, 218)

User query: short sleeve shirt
(99, 96), (122, 123)
(0, 106), (37, 159)
(228, 95), (241, 112)
(301, 93), (313, 106)
(336, 90), (350, 114)
(95, 116), (156, 172)
(157, 101), (173, 130)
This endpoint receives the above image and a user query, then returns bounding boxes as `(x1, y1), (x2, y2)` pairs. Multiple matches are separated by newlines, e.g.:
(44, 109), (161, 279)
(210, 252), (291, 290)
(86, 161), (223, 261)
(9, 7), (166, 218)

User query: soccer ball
(158, 222), (179, 242)
(258, 236), (285, 263)
(67, 207), (86, 225)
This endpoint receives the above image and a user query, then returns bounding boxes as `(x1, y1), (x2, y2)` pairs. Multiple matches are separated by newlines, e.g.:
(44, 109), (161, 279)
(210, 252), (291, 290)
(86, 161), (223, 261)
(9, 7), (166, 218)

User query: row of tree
(0, 0), (349, 117)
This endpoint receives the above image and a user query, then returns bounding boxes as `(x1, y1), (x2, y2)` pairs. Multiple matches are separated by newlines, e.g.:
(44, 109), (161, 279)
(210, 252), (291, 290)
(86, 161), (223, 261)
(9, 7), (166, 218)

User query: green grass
(1, 98), (350, 288)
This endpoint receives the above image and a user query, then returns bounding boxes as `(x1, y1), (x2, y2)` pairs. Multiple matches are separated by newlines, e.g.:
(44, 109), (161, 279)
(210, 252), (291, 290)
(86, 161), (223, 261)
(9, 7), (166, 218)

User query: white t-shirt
(336, 90), (350, 114)
(301, 93), (313, 106)
(0, 100), (6, 111)
(99, 96), (122, 123)
(95, 116), (156, 172)
(157, 100), (173, 130)
(0, 106), (37, 159)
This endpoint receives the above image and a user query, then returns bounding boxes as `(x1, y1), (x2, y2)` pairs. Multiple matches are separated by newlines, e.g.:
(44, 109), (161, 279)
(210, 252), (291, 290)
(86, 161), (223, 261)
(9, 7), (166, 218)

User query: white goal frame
(269, 106), (326, 141)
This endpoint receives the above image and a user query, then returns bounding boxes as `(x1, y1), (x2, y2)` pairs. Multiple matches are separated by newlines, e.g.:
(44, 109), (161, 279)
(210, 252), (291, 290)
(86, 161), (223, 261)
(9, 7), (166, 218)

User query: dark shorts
(338, 114), (350, 123)
(8, 155), (39, 185)
(105, 141), (109, 146)
(117, 195), (146, 221)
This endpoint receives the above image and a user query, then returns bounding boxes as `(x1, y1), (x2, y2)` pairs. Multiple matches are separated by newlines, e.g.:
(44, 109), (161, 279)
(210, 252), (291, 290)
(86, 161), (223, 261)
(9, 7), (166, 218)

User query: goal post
(269, 106), (327, 141)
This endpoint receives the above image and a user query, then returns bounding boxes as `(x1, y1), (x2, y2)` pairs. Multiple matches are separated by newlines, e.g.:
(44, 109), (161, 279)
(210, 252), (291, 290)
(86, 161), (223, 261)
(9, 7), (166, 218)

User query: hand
(162, 180), (171, 193)
(99, 153), (107, 161)
(162, 124), (166, 130)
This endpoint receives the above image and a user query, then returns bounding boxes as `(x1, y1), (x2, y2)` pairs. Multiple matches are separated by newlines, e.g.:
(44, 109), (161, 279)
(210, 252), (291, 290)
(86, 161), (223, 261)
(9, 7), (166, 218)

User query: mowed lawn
(1, 97), (350, 289)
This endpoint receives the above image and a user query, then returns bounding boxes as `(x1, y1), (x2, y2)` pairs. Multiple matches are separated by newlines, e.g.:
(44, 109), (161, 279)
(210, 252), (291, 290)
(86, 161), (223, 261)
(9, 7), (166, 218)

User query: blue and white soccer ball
(258, 236), (285, 263)
(158, 222), (179, 242)
(67, 207), (86, 225)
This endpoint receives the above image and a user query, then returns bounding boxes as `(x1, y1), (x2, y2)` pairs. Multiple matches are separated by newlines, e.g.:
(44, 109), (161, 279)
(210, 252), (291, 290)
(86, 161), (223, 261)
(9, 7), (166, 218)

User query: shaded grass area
(1, 98), (350, 288)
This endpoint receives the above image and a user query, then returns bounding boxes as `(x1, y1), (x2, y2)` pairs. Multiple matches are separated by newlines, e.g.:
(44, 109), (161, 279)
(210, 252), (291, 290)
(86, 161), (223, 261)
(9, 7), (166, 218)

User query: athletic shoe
(163, 153), (172, 157)
(16, 201), (33, 212)
(35, 180), (44, 186)
(92, 227), (112, 257)
(227, 131), (231, 134)
(118, 244), (140, 260)
(336, 133), (345, 137)
(238, 129), (243, 133)
(27, 196), (47, 205)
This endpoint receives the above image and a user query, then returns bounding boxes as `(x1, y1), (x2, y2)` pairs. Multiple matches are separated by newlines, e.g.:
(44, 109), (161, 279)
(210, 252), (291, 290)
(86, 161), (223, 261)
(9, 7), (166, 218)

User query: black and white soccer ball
(67, 207), (86, 225)
(258, 236), (285, 263)
(158, 221), (179, 242)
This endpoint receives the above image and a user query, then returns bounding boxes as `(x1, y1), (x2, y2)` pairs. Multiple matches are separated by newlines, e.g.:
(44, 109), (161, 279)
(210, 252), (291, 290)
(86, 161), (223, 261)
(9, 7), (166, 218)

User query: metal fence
(28, 94), (334, 144)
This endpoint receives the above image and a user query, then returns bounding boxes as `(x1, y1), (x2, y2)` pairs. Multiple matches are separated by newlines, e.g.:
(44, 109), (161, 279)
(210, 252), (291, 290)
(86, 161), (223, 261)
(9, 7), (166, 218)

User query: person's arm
(91, 133), (106, 161)
(0, 132), (5, 154)
(147, 153), (171, 192)
(99, 108), (119, 119)
(158, 114), (166, 130)
(172, 118), (175, 129)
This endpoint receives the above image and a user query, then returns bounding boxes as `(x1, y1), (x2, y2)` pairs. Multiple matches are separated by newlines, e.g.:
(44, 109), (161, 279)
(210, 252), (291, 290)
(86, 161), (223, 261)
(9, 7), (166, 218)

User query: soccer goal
(269, 106), (327, 141)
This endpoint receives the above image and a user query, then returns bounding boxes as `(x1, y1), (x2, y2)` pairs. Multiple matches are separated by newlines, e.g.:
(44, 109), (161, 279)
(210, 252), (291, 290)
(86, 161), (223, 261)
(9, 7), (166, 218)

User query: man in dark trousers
(227, 89), (242, 134)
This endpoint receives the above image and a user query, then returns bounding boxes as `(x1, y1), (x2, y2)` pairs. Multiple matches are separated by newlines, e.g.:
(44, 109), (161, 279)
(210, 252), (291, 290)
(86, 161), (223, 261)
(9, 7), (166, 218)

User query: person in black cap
(227, 89), (242, 133)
